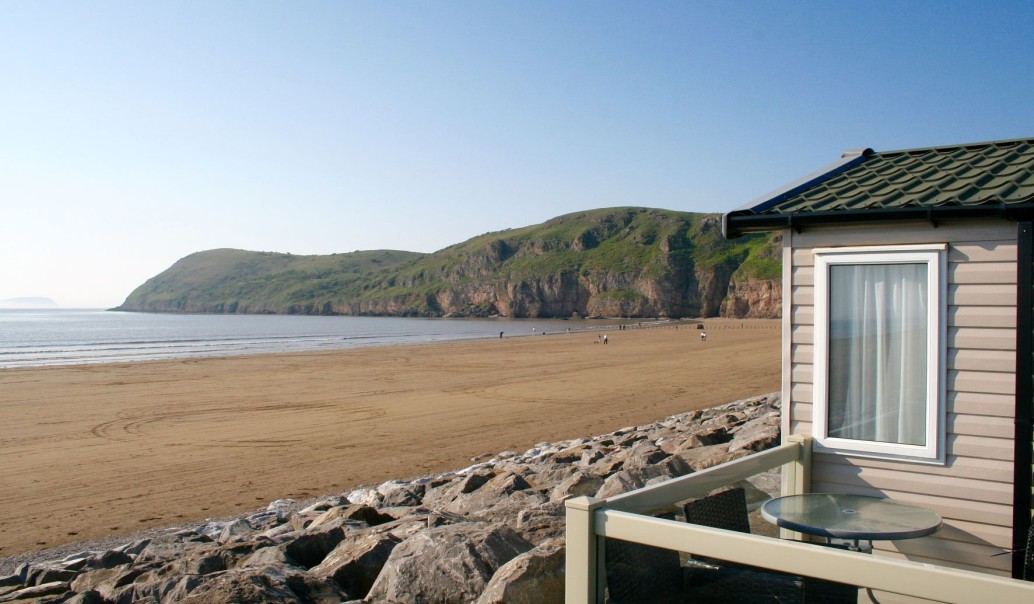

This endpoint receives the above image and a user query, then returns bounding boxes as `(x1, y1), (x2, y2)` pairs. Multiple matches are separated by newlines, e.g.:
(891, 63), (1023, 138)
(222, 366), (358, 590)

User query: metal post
(565, 496), (604, 603)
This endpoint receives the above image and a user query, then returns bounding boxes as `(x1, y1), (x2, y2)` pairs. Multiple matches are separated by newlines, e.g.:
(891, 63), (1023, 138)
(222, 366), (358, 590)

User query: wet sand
(0, 319), (779, 557)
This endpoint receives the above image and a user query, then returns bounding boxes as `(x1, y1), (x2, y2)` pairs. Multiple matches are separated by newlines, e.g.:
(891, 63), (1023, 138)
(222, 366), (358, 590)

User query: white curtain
(827, 263), (928, 446)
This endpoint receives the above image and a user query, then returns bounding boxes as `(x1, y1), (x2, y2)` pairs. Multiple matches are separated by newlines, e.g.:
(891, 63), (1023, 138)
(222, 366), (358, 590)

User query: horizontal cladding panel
(948, 326), (1016, 351)
(791, 343), (813, 365)
(792, 265), (814, 286)
(791, 324), (813, 345)
(789, 419), (812, 437)
(948, 305), (1016, 328)
(790, 382), (813, 404)
(791, 221), (1016, 248)
(794, 244), (1016, 269)
(880, 539), (1011, 574)
(948, 348), (1016, 372)
(790, 401), (812, 423)
(946, 433), (1014, 461)
(949, 262), (1016, 284)
(790, 363), (812, 384)
(806, 483), (1013, 528)
(949, 242), (1018, 263)
(811, 463), (1012, 505)
(791, 248), (815, 267)
(889, 534), (1009, 560)
(948, 391), (1015, 417)
(932, 517), (1013, 547)
(949, 283), (1017, 306)
(872, 549), (1010, 577)
(948, 369), (1015, 395)
(815, 453), (1014, 483)
(791, 306), (814, 326)
(948, 413), (1015, 439)
(791, 286), (814, 306)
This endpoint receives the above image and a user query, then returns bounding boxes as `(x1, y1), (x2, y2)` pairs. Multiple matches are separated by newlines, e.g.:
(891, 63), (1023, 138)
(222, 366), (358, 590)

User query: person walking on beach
(700, 331), (707, 342)
(603, 334), (608, 345)
(500, 331), (504, 339)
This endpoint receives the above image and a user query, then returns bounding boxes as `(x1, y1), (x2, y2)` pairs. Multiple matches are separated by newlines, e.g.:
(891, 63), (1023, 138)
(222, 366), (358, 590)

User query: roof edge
(878, 135), (1034, 157)
(722, 147), (873, 238)
(724, 202), (1034, 237)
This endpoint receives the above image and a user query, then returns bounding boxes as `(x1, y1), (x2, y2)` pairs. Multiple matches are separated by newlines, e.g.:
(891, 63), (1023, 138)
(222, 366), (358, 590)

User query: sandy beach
(0, 319), (779, 558)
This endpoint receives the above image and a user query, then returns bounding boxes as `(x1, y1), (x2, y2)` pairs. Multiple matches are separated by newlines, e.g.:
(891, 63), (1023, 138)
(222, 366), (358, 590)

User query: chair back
(683, 487), (751, 533)
(604, 537), (685, 604)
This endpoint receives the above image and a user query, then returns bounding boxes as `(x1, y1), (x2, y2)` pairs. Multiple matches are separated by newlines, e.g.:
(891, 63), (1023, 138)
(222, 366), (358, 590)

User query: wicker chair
(603, 489), (857, 602)
(604, 534), (687, 604)
(682, 487), (752, 569)
(681, 487), (857, 604)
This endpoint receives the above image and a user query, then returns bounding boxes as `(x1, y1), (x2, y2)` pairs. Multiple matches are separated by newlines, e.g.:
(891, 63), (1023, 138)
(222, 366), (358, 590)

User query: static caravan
(723, 137), (1034, 579)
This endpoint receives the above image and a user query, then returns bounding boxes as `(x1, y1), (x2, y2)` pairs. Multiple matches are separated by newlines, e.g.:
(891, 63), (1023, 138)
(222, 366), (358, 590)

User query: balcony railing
(565, 435), (1034, 603)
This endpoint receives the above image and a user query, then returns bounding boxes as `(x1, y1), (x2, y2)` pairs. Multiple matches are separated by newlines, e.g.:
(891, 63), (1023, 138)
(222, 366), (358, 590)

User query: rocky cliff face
(721, 278), (782, 319)
(117, 209), (782, 319)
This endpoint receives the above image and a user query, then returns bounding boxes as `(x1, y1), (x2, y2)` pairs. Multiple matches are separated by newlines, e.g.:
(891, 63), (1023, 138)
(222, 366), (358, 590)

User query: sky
(3, 2), (1034, 308)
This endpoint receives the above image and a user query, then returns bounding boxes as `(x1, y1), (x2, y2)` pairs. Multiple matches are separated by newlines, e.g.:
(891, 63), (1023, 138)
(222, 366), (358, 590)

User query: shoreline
(0, 319), (779, 559)
(0, 310), (684, 370)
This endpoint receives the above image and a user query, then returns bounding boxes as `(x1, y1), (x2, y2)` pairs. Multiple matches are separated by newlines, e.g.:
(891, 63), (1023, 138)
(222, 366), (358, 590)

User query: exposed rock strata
(117, 210), (782, 319)
(0, 393), (781, 603)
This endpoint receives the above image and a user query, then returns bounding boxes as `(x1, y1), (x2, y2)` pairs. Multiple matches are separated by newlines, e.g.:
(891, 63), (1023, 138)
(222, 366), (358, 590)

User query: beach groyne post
(565, 495), (605, 603)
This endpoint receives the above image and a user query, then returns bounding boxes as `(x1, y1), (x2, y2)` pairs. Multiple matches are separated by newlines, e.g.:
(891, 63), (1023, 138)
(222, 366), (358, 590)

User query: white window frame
(812, 244), (946, 463)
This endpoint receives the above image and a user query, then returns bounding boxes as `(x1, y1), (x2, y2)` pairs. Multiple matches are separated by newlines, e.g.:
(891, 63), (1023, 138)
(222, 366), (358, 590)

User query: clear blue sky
(3, 1), (1033, 308)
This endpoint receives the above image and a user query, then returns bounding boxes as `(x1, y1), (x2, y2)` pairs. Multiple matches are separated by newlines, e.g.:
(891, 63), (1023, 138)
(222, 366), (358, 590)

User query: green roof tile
(770, 140), (1034, 213)
(724, 137), (1034, 238)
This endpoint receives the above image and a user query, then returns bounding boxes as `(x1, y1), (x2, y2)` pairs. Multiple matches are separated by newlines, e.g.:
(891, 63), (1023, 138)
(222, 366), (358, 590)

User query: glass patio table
(760, 493), (942, 551)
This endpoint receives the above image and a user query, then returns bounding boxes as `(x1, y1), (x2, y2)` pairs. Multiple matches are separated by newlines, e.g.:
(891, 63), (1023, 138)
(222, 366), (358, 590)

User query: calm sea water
(0, 309), (624, 369)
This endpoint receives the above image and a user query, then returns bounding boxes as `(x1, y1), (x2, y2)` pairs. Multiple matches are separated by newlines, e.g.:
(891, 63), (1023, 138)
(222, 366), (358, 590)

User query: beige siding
(948, 348), (1015, 372)
(949, 305), (1016, 328)
(786, 219), (1018, 576)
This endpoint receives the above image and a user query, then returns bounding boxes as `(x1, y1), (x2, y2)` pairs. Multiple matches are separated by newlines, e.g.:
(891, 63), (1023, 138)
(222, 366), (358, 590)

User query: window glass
(811, 244), (944, 463)
(827, 263), (928, 446)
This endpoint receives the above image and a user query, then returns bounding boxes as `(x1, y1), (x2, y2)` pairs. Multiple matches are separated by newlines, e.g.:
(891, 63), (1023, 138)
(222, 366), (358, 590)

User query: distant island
(0, 297), (59, 309)
(116, 207), (782, 319)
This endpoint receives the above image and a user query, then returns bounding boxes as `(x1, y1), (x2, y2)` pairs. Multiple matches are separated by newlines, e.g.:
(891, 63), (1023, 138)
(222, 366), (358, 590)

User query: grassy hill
(117, 208), (780, 318)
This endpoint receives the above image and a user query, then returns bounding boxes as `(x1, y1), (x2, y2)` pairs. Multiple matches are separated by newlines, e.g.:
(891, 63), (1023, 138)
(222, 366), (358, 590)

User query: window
(812, 245), (946, 462)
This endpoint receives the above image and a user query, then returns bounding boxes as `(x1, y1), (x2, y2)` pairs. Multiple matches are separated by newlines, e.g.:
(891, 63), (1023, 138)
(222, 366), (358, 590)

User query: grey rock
(457, 468), (495, 494)
(69, 563), (141, 597)
(279, 525), (345, 569)
(345, 487), (383, 508)
(674, 444), (748, 471)
(594, 470), (644, 499)
(622, 442), (668, 470)
(365, 522), (533, 603)
(0, 581), (69, 602)
(0, 576), (19, 589)
(727, 414), (780, 453)
(238, 545), (296, 569)
(2, 392), (783, 604)
(476, 537), (565, 604)
(549, 471), (605, 503)
(379, 483), (425, 507)
(64, 591), (105, 604)
(514, 503), (567, 546)
(310, 531), (401, 598)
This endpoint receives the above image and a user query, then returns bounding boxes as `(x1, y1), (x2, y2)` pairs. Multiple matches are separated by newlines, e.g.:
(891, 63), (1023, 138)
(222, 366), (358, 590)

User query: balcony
(564, 435), (1034, 603)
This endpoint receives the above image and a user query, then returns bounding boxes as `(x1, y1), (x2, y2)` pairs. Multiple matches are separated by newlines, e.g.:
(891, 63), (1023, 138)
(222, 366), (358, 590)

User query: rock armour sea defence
(0, 393), (781, 603)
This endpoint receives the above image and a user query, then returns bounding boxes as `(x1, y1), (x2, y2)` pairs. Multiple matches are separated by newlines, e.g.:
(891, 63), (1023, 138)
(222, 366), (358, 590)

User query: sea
(0, 309), (635, 369)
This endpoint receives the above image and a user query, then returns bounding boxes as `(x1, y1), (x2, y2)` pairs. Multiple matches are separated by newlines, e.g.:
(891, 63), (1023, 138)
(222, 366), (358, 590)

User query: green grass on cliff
(117, 208), (780, 316)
